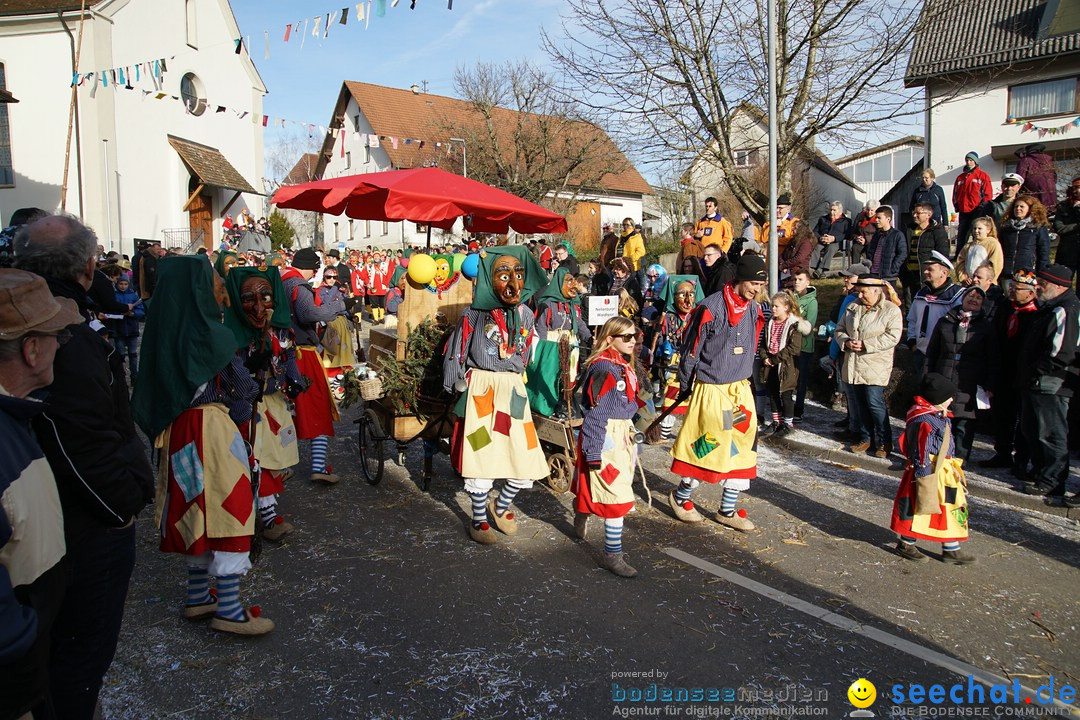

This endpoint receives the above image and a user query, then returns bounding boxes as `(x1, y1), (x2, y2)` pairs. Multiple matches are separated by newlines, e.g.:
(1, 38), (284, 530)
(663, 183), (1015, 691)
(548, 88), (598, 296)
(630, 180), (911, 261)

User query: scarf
(131, 256), (240, 440)
(1008, 217), (1032, 231)
(723, 282), (752, 327)
(1006, 300), (1037, 338)
(906, 396), (952, 425)
(593, 347), (638, 402)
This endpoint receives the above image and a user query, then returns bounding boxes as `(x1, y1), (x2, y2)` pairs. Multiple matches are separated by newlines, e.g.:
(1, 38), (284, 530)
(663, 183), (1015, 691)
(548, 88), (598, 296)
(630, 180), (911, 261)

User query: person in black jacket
(999, 195), (1051, 282)
(925, 287), (996, 460)
(808, 202), (853, 278)
(901, 203), (952, 307)
(865, 206), (906, 284)
(13, 215), (155, 720)
(1053, 185), (1080, 279)
(1020, 265), (1080, 503)
(908, 168), (949, 226)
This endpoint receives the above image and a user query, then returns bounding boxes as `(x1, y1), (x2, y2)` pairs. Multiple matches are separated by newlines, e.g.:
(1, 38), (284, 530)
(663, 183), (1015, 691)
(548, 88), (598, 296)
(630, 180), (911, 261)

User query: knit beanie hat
(291, 247), (321, 270)
(965, 151), (979, 164)
(734, 254), (767, 282)
(1037, 264), (1075, 288)
(921, 372), (958, 406)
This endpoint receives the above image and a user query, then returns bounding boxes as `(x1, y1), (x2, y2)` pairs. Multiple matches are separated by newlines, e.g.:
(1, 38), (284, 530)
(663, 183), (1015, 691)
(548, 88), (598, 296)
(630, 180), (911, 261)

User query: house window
(364, 144), (371, 164)
(180, 73), (206, 116)
(733, 149), (753, 168)
(344, 151), (351, 170)
(853, 159), (872, 183)
(185, 0), (198, 49)
(1009, 77), (1078, 120)
(381, 221), (388, 236)
(349, 220), (354, 241)
(364, 220), (371, 238)
(354, 114), (361, 131)
(873, 155), (892, 182)
(892, 148), (912, 177)
(0, 63), (13, 187)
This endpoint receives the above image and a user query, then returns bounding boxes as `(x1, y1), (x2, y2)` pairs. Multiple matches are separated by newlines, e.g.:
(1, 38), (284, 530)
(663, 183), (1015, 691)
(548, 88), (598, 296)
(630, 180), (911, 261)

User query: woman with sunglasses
(571, 317), (642, 578)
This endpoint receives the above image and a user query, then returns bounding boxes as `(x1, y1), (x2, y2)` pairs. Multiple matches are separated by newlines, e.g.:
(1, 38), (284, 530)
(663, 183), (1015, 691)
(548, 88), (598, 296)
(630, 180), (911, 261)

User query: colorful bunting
(1010, 115), (1079, 137)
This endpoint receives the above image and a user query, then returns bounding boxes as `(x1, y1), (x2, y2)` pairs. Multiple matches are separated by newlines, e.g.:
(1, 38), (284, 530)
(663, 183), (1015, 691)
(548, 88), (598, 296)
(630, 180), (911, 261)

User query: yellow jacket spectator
(693, 197), (734, 253)
(615, 218), (645, 271)
(757, 195), (799, 257)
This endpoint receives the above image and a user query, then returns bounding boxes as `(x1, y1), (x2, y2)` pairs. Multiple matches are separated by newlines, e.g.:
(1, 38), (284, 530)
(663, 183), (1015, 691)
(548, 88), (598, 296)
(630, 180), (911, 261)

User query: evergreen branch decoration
(378, 319), (448, 418)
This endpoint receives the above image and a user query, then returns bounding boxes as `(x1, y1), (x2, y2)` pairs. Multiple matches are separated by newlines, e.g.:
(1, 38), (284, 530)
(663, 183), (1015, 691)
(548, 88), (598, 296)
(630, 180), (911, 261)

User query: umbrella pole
(426, 224), (432, 251)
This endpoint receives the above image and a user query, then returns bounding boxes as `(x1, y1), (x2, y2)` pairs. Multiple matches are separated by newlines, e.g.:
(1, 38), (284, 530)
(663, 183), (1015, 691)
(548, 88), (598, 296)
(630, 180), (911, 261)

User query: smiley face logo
(847, 678), (876, 709)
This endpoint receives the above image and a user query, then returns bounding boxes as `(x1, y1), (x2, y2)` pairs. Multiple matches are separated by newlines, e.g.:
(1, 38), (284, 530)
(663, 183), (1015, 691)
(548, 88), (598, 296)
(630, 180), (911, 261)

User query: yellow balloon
(407, 254), (437, 285)
(847, 678), (877, 709)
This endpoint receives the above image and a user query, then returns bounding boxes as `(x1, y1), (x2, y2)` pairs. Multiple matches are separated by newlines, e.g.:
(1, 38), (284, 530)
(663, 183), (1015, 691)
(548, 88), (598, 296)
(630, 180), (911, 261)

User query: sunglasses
(27, 329), (72, 346)
(323, 274), (338, 280)
(613, 333), (637, 341)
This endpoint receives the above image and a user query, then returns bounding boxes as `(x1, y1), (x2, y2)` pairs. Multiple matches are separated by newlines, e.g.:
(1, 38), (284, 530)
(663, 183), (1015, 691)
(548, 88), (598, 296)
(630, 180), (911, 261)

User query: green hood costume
(132, 256), (241, 440)
(390, 264), (407, 288)
(472, 246), (547, 340)
(213, 250), (239, 278)
(534, 267), (581, 332)
(660, 274), (704, 313)
(222, 265), (292, 351)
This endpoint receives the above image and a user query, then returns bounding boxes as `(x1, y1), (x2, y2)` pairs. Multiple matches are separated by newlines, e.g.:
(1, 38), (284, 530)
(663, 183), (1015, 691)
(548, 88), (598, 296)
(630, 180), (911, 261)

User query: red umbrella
(271, 167), (568, 235)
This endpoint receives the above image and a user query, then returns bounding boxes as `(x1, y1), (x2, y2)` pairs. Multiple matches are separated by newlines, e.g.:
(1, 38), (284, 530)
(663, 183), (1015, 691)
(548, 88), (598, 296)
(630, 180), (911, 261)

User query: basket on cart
(358, 376), (384, 401)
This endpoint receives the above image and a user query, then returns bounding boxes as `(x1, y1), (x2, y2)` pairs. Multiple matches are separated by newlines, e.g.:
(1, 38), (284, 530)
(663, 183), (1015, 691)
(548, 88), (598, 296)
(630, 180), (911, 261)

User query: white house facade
(836, 136), (925, 210)
(906, 0), (1080, 216)
(0, 0), (266, 255)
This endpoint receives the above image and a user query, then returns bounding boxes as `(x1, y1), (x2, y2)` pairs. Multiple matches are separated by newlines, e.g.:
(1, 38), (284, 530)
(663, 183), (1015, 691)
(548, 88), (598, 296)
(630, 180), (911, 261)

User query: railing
(161, 228), (205, 254)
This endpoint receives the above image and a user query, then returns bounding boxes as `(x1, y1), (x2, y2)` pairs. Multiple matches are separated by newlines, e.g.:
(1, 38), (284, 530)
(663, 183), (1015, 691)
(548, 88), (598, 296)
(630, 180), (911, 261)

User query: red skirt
(571, 447), (634, 519)
(293, 345), (336, 439)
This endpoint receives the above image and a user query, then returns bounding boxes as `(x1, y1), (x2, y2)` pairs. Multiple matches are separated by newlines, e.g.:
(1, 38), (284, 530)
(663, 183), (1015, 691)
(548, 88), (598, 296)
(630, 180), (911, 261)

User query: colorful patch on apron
(692, 432), (719, 459)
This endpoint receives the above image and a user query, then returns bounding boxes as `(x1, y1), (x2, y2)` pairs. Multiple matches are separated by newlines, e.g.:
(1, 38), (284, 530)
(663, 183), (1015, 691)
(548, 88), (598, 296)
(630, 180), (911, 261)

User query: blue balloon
(461, 252), (480, 280)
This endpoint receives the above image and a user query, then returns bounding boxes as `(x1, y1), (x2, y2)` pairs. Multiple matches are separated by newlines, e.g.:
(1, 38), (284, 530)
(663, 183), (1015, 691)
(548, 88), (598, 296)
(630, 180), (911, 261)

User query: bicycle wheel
(357, 408), (385, 485)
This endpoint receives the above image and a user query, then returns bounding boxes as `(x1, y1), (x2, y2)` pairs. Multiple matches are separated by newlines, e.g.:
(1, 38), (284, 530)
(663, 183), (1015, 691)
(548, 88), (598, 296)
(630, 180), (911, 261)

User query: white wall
(0, 0), (266, 255)
(837, 142), (924, 208)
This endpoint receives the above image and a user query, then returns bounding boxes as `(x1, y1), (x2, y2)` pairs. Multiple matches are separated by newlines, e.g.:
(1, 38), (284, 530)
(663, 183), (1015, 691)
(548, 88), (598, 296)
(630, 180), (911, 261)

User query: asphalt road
(100, 405), (1080, 720)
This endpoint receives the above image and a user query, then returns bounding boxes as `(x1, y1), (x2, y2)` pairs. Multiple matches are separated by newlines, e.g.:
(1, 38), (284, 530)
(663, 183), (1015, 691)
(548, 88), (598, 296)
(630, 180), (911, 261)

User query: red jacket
(952, 167), (993, 214)
(355, 260), (396, 296)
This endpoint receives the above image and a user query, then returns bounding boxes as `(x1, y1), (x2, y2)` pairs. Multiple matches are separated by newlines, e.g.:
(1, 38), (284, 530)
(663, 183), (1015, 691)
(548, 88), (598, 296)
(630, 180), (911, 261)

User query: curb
(772, 434), (1079, 520)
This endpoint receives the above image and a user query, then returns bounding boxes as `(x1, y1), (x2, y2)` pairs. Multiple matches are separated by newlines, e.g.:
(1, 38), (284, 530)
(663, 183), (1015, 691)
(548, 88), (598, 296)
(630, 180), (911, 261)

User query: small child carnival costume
(223, 266), (303, 543)
(891, 373), (975, 565)
(654, 275), (704, 440)
(443, 247), (550, 545)
(572, 329), (643, 578)
(669, 256), (766, 532)
(132, 257), (273, 636)
(525, 266), (593, 417)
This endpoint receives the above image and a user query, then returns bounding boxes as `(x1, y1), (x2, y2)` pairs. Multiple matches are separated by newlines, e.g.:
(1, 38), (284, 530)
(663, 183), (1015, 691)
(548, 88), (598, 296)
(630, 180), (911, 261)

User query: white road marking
(664, 547), (1078, 714)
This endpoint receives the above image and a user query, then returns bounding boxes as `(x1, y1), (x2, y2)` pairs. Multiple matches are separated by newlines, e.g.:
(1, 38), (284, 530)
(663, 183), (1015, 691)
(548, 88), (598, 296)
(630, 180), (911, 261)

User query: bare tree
(439, 60), (631, 213)
(542, 0), (971, 222)
(264, 132), (323, 248)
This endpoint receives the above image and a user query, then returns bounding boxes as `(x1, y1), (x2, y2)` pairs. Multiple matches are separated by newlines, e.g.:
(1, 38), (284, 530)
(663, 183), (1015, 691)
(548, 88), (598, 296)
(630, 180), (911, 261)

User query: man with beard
(444, 248), (550, 544)
(668, 255), (766, 532)
(526, 267), (591, 418)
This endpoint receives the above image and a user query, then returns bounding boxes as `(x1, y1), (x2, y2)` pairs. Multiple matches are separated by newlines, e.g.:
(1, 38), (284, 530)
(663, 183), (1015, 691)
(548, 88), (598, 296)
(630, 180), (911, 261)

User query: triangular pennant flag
(135, 64), (140, 82)
(368, 134), (379, 148)
(325, 11), (336, 36)
(284, 23), (292, 41)
(301, 19), (308, 48)
(262, 115), (269, 127)
(265, 31), (270, 59)
(366, 1), (371, 28)
(89, 73), (98, 98)
(216, 106), (226, 113)
(377, 0), (386, 17)
(235, 38), (243, 54)
(340, 7), (349, 24)
(356, 3), (365, 22)
(155, 92), (167, 99)
(71, 72), (79, 87)
(448, 0), (452, 8)
(391, 0), (400, 7)
(313, 15), (322, 36)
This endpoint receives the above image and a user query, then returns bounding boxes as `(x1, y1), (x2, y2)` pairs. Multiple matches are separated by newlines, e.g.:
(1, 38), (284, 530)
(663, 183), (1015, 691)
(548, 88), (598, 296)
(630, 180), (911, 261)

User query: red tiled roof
(322, 81), (652, 196)
(284, 153), (320, 185)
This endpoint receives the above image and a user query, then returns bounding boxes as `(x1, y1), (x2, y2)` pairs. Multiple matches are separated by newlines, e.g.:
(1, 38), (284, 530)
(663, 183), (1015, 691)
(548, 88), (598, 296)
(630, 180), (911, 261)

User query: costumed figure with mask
(443, 247), (550, 545)
(279, 248), (342, 485)
(650, 275), (704, 441)
(132, 257), (273, 636)
(383, 265), (408, 329)
(214, 250), (239, 279)
(223, 266), (304, 543)
(571, 317), (644, 578)
(525, 266), (592, 418)
(668, 256), (766, 533)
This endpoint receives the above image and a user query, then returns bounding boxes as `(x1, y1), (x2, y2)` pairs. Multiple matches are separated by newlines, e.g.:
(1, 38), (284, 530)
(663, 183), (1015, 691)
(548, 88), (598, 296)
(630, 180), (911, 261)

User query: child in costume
(443, 247), (550, 545)
(891, 372), (975, 565)
(383, 265), (407, 329)
(572, 317), (643, 577)
(650, 275), (704, 440)
(223, 266), (304, 543)
(526, 266), (592, 417)
(668, 255), (767, 532)
(758, 291), (810, 438)
(132, 257), (273, 636)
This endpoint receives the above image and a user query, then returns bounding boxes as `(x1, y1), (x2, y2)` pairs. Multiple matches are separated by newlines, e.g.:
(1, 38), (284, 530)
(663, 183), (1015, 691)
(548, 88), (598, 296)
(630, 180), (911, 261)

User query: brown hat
(0, 270), (83, 340)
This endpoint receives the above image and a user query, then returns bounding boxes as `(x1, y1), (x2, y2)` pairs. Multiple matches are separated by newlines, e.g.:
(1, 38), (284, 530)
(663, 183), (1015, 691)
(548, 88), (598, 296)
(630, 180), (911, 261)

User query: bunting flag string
(81, 76), (466, 161)
(1007, 114), (1080, 139)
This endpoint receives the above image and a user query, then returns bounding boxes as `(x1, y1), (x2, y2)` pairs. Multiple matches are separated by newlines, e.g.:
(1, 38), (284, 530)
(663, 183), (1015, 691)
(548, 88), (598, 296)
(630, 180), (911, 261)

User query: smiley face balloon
(433, 257), (451, 285)
(847, 678), (876, 709)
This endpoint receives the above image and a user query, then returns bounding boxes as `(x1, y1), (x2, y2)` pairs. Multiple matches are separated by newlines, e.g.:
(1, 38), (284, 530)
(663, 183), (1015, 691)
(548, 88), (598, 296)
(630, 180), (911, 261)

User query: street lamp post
(449, 137), (466, 179)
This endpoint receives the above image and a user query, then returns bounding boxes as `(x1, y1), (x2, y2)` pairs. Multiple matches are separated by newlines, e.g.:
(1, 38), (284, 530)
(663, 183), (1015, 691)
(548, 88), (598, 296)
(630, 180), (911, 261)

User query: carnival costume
(316, 281), (358, 404)
(443, 246), (549, 544)
(280, 248), (341, 484)
(223, 266), (303, 543)
(356, 254), (396, 324)
(383, 265), (407, 329)
(572, 347), (642, 577)
(132, 257), (273, 635)
(525, 267), (592, 417)
(668, 257), (766, 532)
(890, 374), (974, 565)
(653, 275), (704, 440)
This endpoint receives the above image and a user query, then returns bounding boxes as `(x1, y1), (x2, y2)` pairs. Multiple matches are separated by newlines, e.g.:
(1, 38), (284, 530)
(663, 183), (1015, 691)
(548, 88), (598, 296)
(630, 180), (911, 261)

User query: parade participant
(132, 256), (273, 635)
(651, 275), (704, 441)
(694, 197), (733, 254)
(384, 265), (407, 329)
(356, 250), (395, 324)
(759, 291), (810, 439)
(668, 255), (766, 531)
(443, 247), (549, 544)
(279, 248), (341, 484)
(642, 263), (668, 316)
(526, 266), (592, 418)
(222, 266), (303, 543)
(317, 263), (357, 402)
(571, 317), (643, 578)
(757, 195), (799, 257)
(891, 372), (975, 565)
(214, 250), (239, 278)
(676, 222), (705, 274)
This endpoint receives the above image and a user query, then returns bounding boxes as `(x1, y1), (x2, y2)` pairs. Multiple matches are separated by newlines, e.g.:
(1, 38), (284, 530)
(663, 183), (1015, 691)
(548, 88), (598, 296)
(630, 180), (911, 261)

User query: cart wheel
(357, 409), (385, 485)
(547, 453), (573, 495)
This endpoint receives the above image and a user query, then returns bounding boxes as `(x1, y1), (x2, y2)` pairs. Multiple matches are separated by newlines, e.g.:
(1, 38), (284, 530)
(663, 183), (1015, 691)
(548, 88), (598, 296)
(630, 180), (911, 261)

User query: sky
(231, 0), (563, 169)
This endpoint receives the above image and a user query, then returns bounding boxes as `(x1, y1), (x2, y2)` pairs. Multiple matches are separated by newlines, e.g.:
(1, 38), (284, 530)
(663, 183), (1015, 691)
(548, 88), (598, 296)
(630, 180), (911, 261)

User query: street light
(448, 137), (467, 179)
